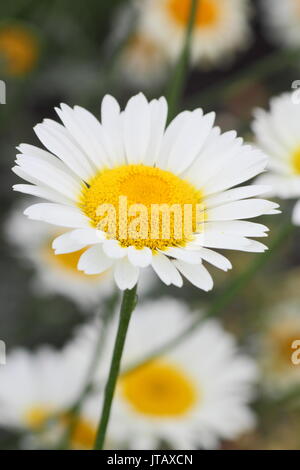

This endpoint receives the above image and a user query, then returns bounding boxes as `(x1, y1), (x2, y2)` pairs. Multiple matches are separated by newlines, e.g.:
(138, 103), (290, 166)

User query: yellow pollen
(80, 164), (202, 251)
(119, 360), (198, 417)
(167, 0), (219, 28)
(24, 405), (96, 449)
(291, 148), (300, 174)
(0, 25), (38, 76)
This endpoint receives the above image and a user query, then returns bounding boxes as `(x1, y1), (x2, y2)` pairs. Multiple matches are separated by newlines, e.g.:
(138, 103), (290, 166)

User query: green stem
(124, 221), (294, 373)
(166, 0), (199, 122)
(186, 48), (300, 110)
(93, 285), (138, 450)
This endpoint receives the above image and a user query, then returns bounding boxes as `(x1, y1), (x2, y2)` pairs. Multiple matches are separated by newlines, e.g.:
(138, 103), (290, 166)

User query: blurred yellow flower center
(269, 325), (300, 366)
(80, 164), (203, 251)
(120, 360), (198, 417)
(292, 148), (300, 174)
(0, 26), (38, 76)
(43, 241), (102, 280)
(24, 406), (96, 449)
(127, 34), (159, 59)
(167, 0), (219, 28)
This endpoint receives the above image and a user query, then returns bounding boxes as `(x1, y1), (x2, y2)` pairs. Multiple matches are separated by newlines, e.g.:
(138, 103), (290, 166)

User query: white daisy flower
(0, 341), (98, 449)
(261, 0), (300, 47)
(137, 0), (252, 67)
(89, 298), (258, 450)
(13, 93), (279, 291)
(259, 299), (300, 391)
(118, 31), (170, 90)
(252, 92), (300, 224)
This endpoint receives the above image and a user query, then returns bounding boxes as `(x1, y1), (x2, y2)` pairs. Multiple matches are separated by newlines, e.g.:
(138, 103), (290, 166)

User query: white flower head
(0, 339), (98, 449)
(261, 0), (300, 47)
(252, 92), (300, 224)
(89, 299), (258, 449)
(118, 31), (170, 90)
(137, 0), (252, 67)
(13, 93), (279, 291)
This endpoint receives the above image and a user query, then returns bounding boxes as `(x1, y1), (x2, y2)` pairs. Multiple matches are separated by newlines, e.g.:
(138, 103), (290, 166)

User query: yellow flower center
(167, 0), (219, 28)
(291, 148), (300, 174)
(24, 405), (96, 449)
(0, 26), (38, 76)
(119, 360), (198, 417)
(80, 164), (202, 251)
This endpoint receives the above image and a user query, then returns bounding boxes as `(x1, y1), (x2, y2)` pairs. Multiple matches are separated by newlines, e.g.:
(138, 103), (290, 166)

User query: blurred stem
(93, 285), (137, 450)
(186, 48), (300, 110)
(124, 220), (294, 373)
(57, 292), (119, 450)
(166, 0), (199, 122)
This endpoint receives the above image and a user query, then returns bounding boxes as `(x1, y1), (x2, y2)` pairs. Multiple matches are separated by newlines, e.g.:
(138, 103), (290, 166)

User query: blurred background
(1, 0), (300, 450)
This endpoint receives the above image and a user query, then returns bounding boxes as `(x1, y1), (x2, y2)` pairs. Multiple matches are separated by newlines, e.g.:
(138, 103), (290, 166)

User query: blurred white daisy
(261, 0), (300, 47)
(118, 31), (170, 90)
(13, 93), (278, 291)
(137, 0), (252, 67)
(5, 204), (114, 310)
(0, 341), (97, 449)
(90, 298), (258, 449)
(252, 92), (300, 224)
(259, 300), (300, 391)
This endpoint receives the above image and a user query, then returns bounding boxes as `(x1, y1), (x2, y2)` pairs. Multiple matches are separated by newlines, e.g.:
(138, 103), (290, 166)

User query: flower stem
(93, 284), (138, 450)
(166, 0), (199, 122)
(124, 220), (294, 373)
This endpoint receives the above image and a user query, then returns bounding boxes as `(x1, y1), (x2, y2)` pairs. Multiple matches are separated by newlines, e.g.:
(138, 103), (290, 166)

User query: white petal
(163, 247), (202, 264)
(192, 232), (251, 250)
(13, 184), (72, 205)
(144, 97), (168, 166)
(241, 240), (268, 252)
(173, 260), (213, 291)
(24, 203), (90, 228)
(151, 253), (183, 287)
(124, 93), (151, 164)
(203, 221), (269, 238)
(167, 110), (215, 175)
(205, 185), (271, 209)
(292, 200), (300, 225)
(15, 153), (81, 201)
(78, 245), (114, 274)
(195, 248), (232, 271)
(52, 231), (88, 254)
(70, 228), (105, 245)
(127, 246), (152, 267)
(102, 239), (128, 259)
(156, 110), (191, 169)
(56, 104), (109, 170)
(114, 257), (139, 290)
(99, 95), (126, 166)
(207, 199), (280, 221)
(34, 120), (94, 181)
